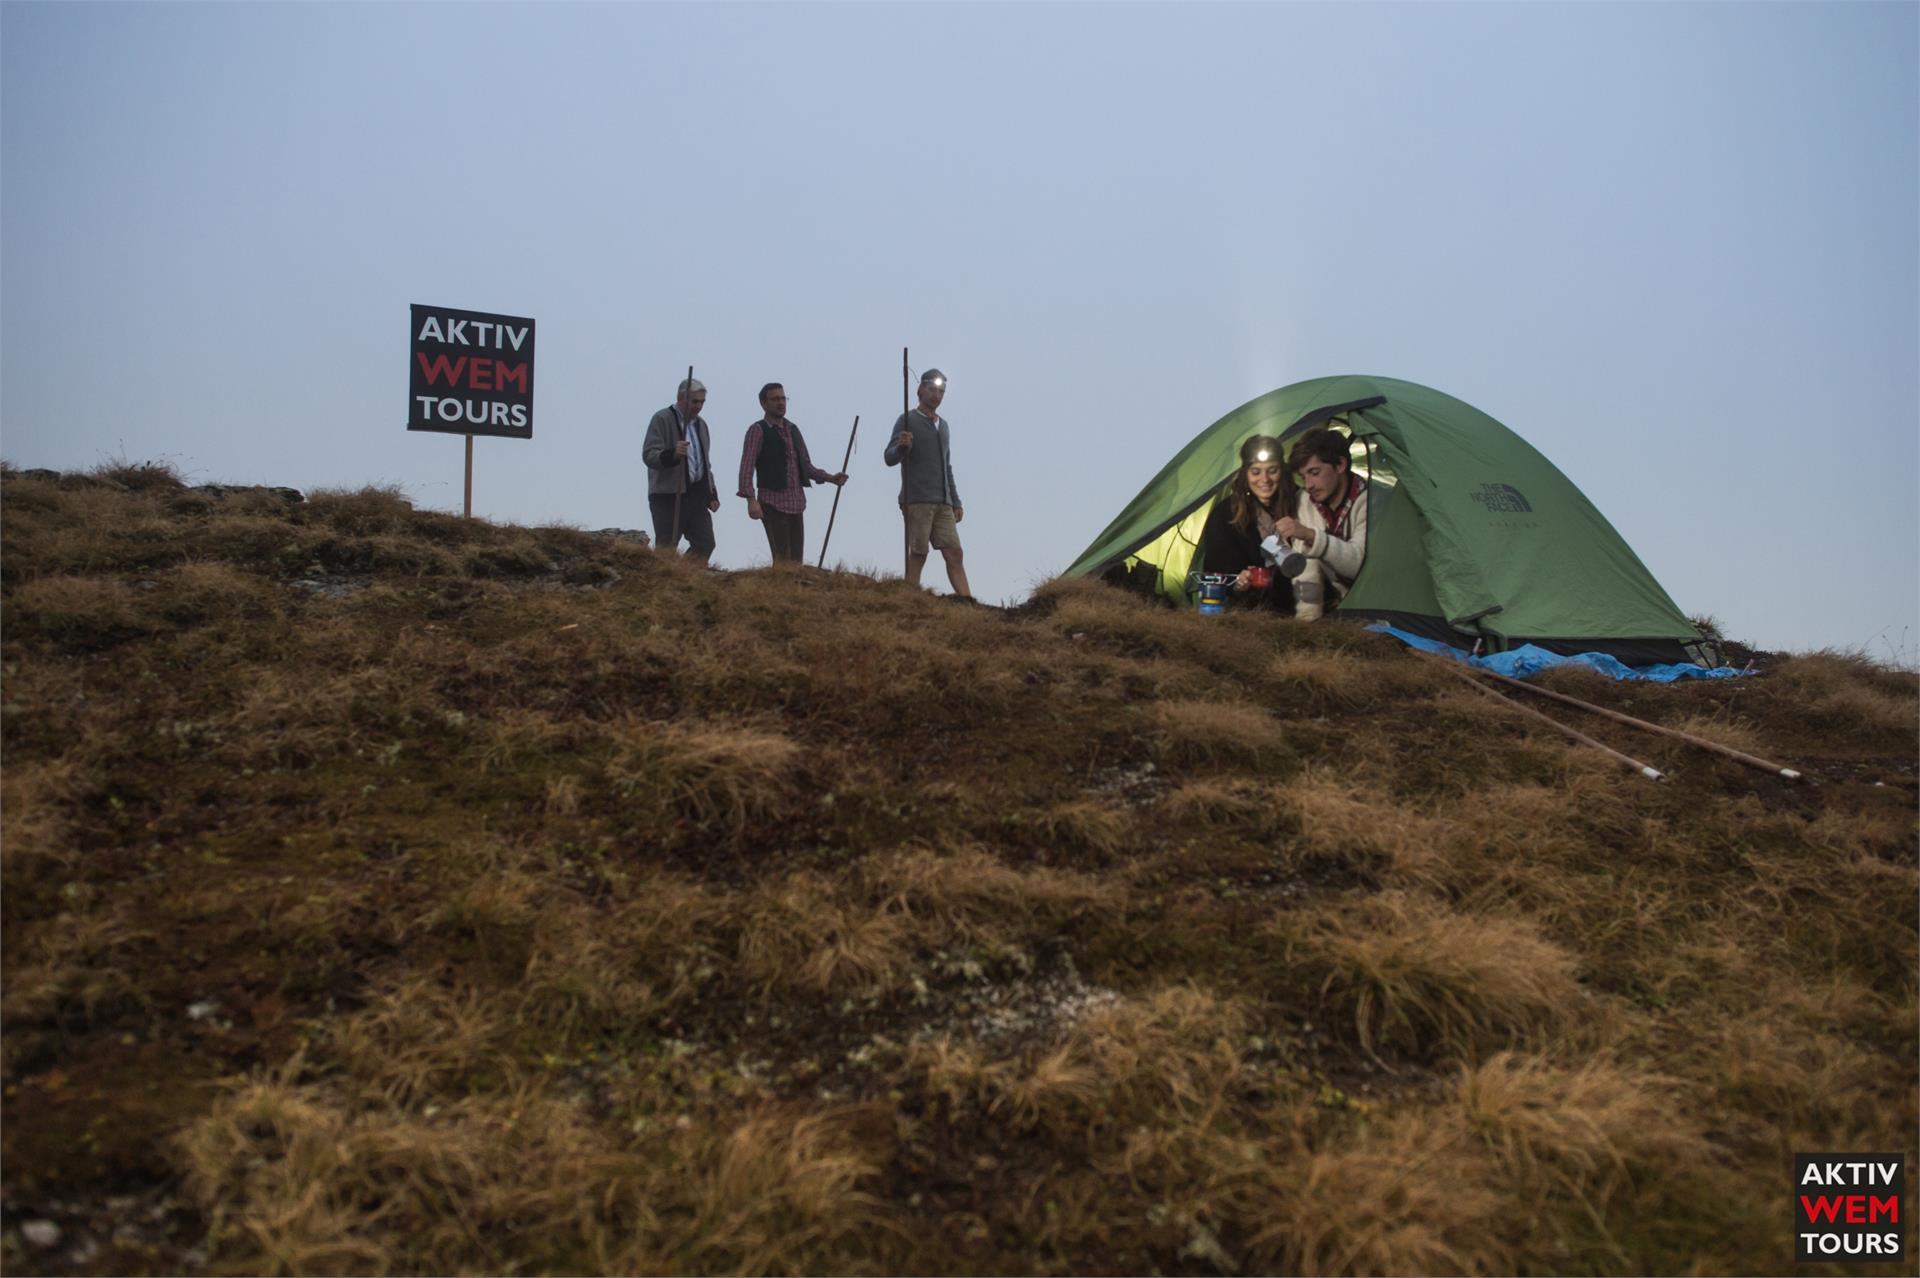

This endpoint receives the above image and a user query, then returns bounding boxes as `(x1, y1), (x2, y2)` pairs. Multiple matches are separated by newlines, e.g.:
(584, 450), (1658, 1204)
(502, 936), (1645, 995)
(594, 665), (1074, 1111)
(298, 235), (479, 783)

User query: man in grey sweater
(884, 368), (972, 598)
(641, 377), (721, 563)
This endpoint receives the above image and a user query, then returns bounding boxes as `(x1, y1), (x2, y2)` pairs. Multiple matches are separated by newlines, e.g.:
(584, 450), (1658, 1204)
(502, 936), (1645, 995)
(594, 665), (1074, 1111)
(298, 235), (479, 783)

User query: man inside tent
(1275, 427), (1368, 620)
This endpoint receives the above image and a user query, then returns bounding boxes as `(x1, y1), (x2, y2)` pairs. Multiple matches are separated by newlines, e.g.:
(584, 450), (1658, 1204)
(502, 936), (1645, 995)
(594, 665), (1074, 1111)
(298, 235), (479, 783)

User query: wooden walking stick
(816, 414), (859, 569)
(671, 364), (693, 553)
(900, 347), (910, 577)
(1473, 666), (1803, 780)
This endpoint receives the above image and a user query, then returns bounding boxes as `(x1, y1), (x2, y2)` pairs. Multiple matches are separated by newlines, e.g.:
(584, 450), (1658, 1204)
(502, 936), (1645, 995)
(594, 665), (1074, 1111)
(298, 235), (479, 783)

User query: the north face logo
(1470, 483), (1533, 514)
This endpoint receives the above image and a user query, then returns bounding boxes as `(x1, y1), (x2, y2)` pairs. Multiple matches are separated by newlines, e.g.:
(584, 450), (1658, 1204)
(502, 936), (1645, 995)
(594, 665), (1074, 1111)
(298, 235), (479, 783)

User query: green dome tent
(1063, 375), (1717, 666)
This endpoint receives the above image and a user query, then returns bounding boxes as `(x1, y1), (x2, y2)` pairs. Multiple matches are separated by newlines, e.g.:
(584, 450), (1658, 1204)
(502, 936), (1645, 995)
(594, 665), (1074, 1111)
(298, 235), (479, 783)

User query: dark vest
(754, 419), (812, 492)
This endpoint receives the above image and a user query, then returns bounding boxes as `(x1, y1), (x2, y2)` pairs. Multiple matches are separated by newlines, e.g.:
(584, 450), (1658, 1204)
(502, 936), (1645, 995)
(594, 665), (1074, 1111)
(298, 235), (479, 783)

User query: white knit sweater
(1292, 484), (1369, 587)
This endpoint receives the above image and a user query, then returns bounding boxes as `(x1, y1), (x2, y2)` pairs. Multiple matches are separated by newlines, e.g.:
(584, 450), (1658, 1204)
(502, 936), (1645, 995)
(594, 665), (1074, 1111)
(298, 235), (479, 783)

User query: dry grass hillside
(2, 462), (1915, 1276)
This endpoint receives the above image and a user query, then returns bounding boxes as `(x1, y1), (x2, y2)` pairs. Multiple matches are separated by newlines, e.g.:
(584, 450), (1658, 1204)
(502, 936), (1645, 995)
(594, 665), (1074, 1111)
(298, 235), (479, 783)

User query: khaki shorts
(904, 503), (961, 555)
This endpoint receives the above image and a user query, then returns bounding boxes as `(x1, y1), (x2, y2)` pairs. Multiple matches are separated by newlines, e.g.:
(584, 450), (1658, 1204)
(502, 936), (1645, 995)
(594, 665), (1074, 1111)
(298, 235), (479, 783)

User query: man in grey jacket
(884, 367), (972, 598)
(641, 377), (721, 563)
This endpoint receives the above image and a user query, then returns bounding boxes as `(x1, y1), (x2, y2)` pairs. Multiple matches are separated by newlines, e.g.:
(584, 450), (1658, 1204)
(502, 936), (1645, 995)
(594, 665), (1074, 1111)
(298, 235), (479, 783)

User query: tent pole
(1473, 666), (1802, 781)
(1429, 655), (1664, 782)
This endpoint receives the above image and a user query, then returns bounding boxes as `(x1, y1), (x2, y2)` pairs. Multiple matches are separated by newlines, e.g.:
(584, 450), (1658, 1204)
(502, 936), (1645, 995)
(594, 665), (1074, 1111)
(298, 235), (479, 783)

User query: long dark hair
(1227, 434), (1293, 533)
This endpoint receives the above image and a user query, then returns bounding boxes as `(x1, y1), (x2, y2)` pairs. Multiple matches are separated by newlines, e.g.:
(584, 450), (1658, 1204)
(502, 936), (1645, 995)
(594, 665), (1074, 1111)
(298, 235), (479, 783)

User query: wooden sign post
(407, 303), (537, 518)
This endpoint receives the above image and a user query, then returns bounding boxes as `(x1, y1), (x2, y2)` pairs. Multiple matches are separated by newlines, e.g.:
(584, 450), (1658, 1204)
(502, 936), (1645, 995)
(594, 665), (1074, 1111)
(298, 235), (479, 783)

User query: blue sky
(4, 1), (1915, 658)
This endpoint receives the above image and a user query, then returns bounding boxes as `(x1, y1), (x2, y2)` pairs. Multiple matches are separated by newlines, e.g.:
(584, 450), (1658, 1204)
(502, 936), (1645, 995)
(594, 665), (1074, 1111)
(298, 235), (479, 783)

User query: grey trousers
(761, 508), (804, 563)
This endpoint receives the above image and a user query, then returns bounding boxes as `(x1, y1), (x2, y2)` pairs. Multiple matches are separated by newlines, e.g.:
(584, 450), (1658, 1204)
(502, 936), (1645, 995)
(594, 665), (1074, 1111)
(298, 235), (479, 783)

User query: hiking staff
(1429, 655), (1665, 782)
(815, 414), (859, 570)
(1471, 666), (1803, 781)
(900, 346), (910, 576)
(671, 363), (693, 553)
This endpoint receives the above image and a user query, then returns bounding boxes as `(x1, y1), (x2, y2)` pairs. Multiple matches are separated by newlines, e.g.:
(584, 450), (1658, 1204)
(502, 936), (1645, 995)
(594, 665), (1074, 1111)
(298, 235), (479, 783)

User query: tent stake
(1430, 657), (1664, 781)
(1472, 666), (1802, 781)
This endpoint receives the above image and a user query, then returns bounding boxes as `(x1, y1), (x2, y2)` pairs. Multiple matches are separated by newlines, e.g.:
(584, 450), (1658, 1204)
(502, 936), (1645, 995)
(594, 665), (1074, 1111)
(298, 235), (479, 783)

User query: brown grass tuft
(473, 708), (589, 774)
(462, 536), (555, 579)
(179, 1076), (673, 1275)
(1245, 1054), (1707, 1274)
(91, 458), (186, 491)
(1455, 1052), (1702, 1188)
(1294, 892), (1587, 1061)
(543, 774), (583, 815)
(1667, 712), (1771, 756)
(1, 911), (154, 1032)
(327, 979), (520, 1104)
(604, 719), (802, 836)
(1034, 576), (1272, 685)
(9, 574), (154, 645)
(1150, 698), (1294, 767)
(183, 1074), (895, 1274)
(668, 1108), (895, 1275)
(1267, 647), (1373, 711)
(736, 871), (913, 997)
(1003, 799), (1134, 858)
(0, 759), (83, 876)
(912, 986), (1246, 1139)
(156, 560), (284, 623)
(1158, 777), (1286, 833)
(303, 484), (416, 534)
(1277, 769), (1452, 885)
(1768, 652), (1919, 736)
(868, 844), (1121, 943)
(518, 905), (672, 1037)
(1254, 1111), (1511, 1274)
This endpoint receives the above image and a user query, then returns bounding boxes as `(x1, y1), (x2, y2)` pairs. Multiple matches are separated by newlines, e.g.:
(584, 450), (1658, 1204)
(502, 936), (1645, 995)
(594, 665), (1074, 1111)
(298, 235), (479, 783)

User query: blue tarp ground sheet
(1368, 625), (1755, 683)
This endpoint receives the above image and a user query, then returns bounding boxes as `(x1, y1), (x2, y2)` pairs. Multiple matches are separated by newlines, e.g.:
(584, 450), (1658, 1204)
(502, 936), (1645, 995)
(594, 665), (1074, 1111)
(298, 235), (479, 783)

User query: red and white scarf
(1313, 475), (1363, 540)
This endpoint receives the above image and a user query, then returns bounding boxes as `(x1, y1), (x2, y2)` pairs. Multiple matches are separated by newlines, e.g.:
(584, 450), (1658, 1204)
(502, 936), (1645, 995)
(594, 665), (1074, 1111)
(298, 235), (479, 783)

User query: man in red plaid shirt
(737, 382), (848, 564)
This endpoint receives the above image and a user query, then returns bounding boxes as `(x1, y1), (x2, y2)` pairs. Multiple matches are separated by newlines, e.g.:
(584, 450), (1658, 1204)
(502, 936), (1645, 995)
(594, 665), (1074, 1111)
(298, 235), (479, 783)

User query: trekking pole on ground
(816, 415), (859, 570)
(1472, 666), (1803, 781)
(671, 363), (692, 554)
(1428, 655), (1664, 782)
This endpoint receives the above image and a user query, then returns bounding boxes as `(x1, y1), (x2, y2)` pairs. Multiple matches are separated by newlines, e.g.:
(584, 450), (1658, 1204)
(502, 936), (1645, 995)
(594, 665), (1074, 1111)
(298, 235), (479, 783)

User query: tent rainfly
(1063, 375), (1719, 667)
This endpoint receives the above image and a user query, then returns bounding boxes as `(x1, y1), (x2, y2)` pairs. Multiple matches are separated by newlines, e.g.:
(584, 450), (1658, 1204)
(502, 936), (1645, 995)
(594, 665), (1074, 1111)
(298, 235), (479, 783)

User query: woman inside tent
(1198, 434), (1297, 613)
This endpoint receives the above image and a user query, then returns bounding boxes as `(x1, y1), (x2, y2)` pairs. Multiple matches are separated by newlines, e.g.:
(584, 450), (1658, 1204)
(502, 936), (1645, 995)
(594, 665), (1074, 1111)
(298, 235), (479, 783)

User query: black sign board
(408, 304), (535, 440)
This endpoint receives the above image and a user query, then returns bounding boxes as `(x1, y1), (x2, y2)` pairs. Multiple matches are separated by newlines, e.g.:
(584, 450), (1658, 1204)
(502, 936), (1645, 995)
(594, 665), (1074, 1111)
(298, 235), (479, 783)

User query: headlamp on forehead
(1254, 449), (1271, 463)
(919, 368), (946, 390)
